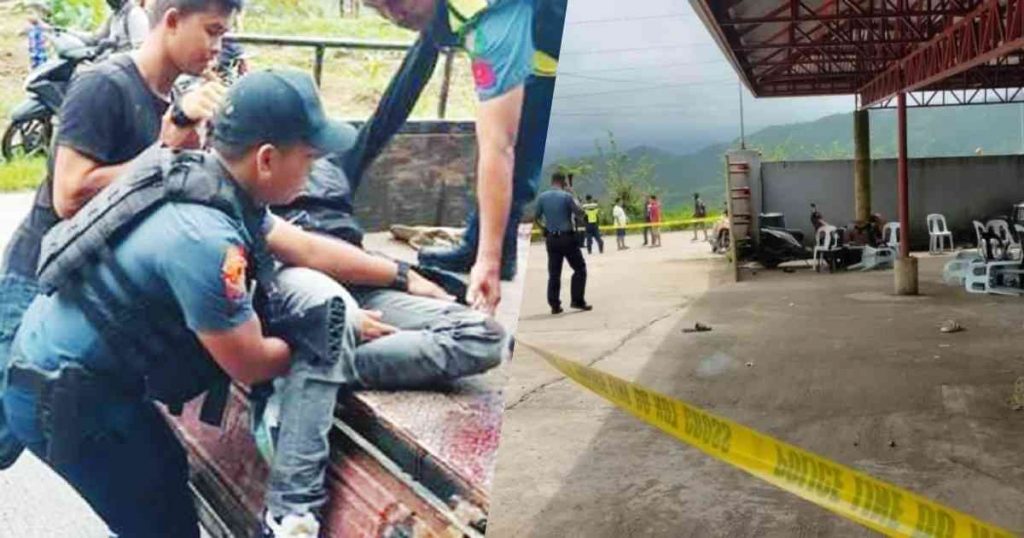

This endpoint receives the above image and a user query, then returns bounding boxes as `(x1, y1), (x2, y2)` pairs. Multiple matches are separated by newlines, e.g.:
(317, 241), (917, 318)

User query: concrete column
(853, 108), (871, 222)
(895, 92), (918, 295)
(895, 256), (919, 295)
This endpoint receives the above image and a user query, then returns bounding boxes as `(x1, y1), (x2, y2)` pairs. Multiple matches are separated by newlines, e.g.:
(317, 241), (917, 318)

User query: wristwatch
(390, 260), (411, 292)
(170, 100), (198, 128)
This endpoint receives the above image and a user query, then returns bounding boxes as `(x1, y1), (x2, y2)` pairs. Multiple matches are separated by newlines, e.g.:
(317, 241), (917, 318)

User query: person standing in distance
(580, 194), (604, 254)
(534, 172), (591, 315)
(613, 198), (629, 251)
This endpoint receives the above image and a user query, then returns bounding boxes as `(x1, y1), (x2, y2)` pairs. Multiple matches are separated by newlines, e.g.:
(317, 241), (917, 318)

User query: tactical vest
(36, 148), (275, 426)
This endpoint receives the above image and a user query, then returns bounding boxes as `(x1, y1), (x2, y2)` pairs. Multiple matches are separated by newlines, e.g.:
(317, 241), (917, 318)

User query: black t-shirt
(2, 54), (168, 277)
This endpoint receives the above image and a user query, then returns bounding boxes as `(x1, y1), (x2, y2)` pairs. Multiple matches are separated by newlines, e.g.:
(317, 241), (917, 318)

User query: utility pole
(738, 81), (746, 149)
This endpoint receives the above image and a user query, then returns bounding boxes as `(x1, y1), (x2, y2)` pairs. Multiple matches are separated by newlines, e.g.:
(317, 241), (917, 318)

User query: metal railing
(225, 33), (459, 119)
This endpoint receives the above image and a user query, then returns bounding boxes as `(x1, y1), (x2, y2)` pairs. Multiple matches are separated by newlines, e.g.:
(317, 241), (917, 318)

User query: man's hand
(179, 77), (227, 122)
(467, 258), (501, 315)
(161, 77), (227, 149)
(358, 309), (397, 342)
(160, 112), (203, 149)
(407, 269), (455, 302)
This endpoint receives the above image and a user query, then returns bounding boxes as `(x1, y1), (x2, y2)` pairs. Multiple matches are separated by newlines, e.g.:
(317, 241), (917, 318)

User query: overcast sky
(544, 0), (855, 164)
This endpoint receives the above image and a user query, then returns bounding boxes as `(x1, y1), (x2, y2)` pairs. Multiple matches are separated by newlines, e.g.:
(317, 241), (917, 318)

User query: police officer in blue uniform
(535, 172), (592, 314)
(1, 70), (419, 537)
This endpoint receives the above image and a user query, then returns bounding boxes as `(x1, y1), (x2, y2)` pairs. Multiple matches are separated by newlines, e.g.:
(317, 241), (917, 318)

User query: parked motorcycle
(756, 212), (812, 269)
(2, 28), (107, 161)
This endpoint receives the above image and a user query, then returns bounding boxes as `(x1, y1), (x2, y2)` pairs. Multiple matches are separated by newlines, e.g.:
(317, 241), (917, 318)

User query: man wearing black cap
(1, 70), (504, 538)
(0, 0), (241, 469)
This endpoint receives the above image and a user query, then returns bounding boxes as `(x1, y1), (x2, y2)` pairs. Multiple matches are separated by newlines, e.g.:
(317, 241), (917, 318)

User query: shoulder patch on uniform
(221, 245), (248, 302)
(472, 58), (497, 91)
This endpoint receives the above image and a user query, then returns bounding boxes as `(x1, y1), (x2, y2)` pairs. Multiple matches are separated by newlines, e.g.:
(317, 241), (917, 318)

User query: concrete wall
(760, 155), (1024, 249)
(355, 121), (476, 232)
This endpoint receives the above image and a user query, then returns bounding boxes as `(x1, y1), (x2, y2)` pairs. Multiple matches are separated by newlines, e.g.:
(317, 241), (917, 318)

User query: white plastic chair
(986, 219), (1021, 260)
(964, 259), (1024, 296)
(943, 250), (983, 285)
(849, 245), (895, 271)
(973, 220), (991, 260)
(882, 222), (901, 252)
(812, 225), (841, 272)
(926, 214), (953, 254)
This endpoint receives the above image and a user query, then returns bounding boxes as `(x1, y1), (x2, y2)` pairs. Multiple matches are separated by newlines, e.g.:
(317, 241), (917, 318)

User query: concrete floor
(488, 231), (1024, 537)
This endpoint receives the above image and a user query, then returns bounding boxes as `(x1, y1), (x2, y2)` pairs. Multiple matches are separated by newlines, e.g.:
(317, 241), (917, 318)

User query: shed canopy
(690, 0), (1024, 108)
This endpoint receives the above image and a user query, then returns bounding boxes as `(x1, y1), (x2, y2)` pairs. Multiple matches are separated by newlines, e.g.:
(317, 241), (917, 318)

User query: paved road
(488, 231), (1024, 537)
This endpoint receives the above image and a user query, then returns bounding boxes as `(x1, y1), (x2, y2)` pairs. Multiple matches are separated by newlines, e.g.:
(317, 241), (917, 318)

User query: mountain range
(551, 102), (1024, 211)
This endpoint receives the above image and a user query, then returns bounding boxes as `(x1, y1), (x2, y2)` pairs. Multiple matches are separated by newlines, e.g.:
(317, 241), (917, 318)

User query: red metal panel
(169, 386), (488, 537)
(897, 92), (910, 258)
(860, 0), (1024, 107)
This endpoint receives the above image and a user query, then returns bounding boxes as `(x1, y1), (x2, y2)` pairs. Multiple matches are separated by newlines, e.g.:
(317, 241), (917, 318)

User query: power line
(558, 59), (729, 74)
(555, 78), (738, 99)
(569, 13), (696, 24)
(550, 110), (717, 118)
(558, 70), (732, 85)
(554, 101), (735, 113)
(560, 43), (717, 56)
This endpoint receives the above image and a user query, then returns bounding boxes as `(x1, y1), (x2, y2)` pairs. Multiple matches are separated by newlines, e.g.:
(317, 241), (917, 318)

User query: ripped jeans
(262, 267), (507, 518)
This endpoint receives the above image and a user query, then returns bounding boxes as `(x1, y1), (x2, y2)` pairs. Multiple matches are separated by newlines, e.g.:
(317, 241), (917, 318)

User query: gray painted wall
(355, 122), (476, 232)
(761, 155), (1024, 249)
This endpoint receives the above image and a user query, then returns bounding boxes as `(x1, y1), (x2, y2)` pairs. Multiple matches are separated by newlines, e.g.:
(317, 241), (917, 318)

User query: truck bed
(168, 228), (529, 537)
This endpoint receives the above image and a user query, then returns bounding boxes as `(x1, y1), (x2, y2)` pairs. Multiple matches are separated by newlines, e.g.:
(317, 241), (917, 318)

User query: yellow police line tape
(514, 339), (1017, 538)
(530, 217), (719, 236)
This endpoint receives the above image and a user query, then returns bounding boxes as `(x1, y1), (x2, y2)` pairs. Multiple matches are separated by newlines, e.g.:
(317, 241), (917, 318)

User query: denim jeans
(260, 267), (507, 518)
(3, 367), (200, 537)
(0, 273), (39, 468)
(585, 223), (604, 254)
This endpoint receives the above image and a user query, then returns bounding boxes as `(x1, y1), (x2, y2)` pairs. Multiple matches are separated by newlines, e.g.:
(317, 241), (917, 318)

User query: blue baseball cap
(213, 69), (356, 155)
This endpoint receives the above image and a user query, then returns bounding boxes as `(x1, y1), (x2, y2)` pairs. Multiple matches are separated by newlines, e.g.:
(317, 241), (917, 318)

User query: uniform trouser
(546, 234), (587, 308)
(0, 273), (39, 468)
(263, 267), (507, 518)
(585, 223), (603, 254)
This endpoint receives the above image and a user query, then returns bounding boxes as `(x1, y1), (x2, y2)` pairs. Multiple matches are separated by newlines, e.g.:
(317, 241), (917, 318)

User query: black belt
(7, 362), (52, 394)
(546, 230), (575, 237)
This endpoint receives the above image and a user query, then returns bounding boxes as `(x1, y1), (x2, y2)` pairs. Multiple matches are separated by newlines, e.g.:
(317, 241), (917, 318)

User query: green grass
(0, 1), (479, 188)
(0, 156), (46, 192)
(242, 8), (415, 41)
(239, 7), (478, 120)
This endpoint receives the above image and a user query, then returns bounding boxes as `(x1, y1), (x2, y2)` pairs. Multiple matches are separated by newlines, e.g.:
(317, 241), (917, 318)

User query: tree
(555, 159), (595, 189)
(595, 132), (658, 221)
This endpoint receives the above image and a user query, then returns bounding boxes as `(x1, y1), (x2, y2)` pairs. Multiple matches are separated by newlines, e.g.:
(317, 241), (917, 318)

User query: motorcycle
(756, 212), (812, 269)
(2, 28), (107, 161)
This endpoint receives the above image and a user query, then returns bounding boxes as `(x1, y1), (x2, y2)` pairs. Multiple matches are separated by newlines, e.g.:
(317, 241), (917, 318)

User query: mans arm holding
(162, 215), (292, 385)
(533, 193), (547, 235)
(266, 215), (454, 302)
(52, 75), (225, 218)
